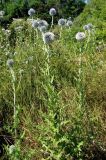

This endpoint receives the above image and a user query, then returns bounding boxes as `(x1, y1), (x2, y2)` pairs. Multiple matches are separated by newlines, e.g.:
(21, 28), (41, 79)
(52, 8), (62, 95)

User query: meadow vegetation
(0, 0), (106, 159)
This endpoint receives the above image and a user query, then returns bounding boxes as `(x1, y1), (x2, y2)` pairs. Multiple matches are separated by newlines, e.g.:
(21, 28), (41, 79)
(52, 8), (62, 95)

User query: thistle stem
(10, 69), (17, 139)
(51, 16), (54, 28)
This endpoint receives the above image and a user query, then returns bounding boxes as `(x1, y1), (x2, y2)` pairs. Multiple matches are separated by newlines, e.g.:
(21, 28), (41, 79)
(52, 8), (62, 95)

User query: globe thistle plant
(58, 18), (66, 38)
(7, 59), (17, 139)
(75, 32), (86, 41)
(75, 32), (86, 109)
(32, 20), (39, 39)
(49, 8), (56, 28)
(83, 23), (93, 49)
(28, 8), (35, 17)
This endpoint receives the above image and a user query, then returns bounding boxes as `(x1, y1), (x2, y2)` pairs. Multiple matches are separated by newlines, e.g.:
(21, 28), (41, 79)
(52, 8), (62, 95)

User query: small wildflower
(7, 59), (14, 68)
(32, 20), (39, 28)
(58, 18), (66, 26)
(75, 32), (86, 41)
(43, 32), (55, 44)
(28, 8), (35, 16)
(0, 10), (5, 17)
(49, 8), (56, 16)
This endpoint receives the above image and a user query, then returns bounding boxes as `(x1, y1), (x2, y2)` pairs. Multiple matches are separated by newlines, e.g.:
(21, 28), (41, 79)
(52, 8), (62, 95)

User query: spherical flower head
(0, 10), (5, 17)
(38, 26), (47, 33)
(28, 8), (35, 16)
(83, 25), (89, 30)
(43, 32), (55, 44)
(6, 59), (14, 68)
(83, 23), (93, 30)
(38, 20), (49, 28)
(58, 18), (66, 26)
(32, 20), (39, 28)
(49, 8), (56, 16)
(87, 23), (93, 29)
(66, 20), (73, 27)
(75, 32), (86, 41)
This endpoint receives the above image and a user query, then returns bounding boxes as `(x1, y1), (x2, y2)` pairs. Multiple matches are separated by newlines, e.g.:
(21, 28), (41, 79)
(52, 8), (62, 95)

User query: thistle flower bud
(87, 23), (93, 29)
(75, 32), (86, 41)
(83, 23), (93, 30)
(66, 20), (73, 27)
(28, 8), (35, 16)
(83, 25), (88, 30)
(58, 18), (66, 26)
(32, 20), (39, 28)
(49, 8), (56, 16)
(43, 32), (55, 44)
(6, 59), (14, 68)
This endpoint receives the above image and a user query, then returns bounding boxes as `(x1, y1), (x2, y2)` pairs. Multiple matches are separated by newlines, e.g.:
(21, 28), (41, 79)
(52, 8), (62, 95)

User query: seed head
(43, 32), (55, 44)
(7, 59), (14, 68)
(49, 8), (56, 16)
(28, 8), (35, 16)
(32, 20), (39, 28)
(58, 18), (66, 26)
(75, 32), (86, 41)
